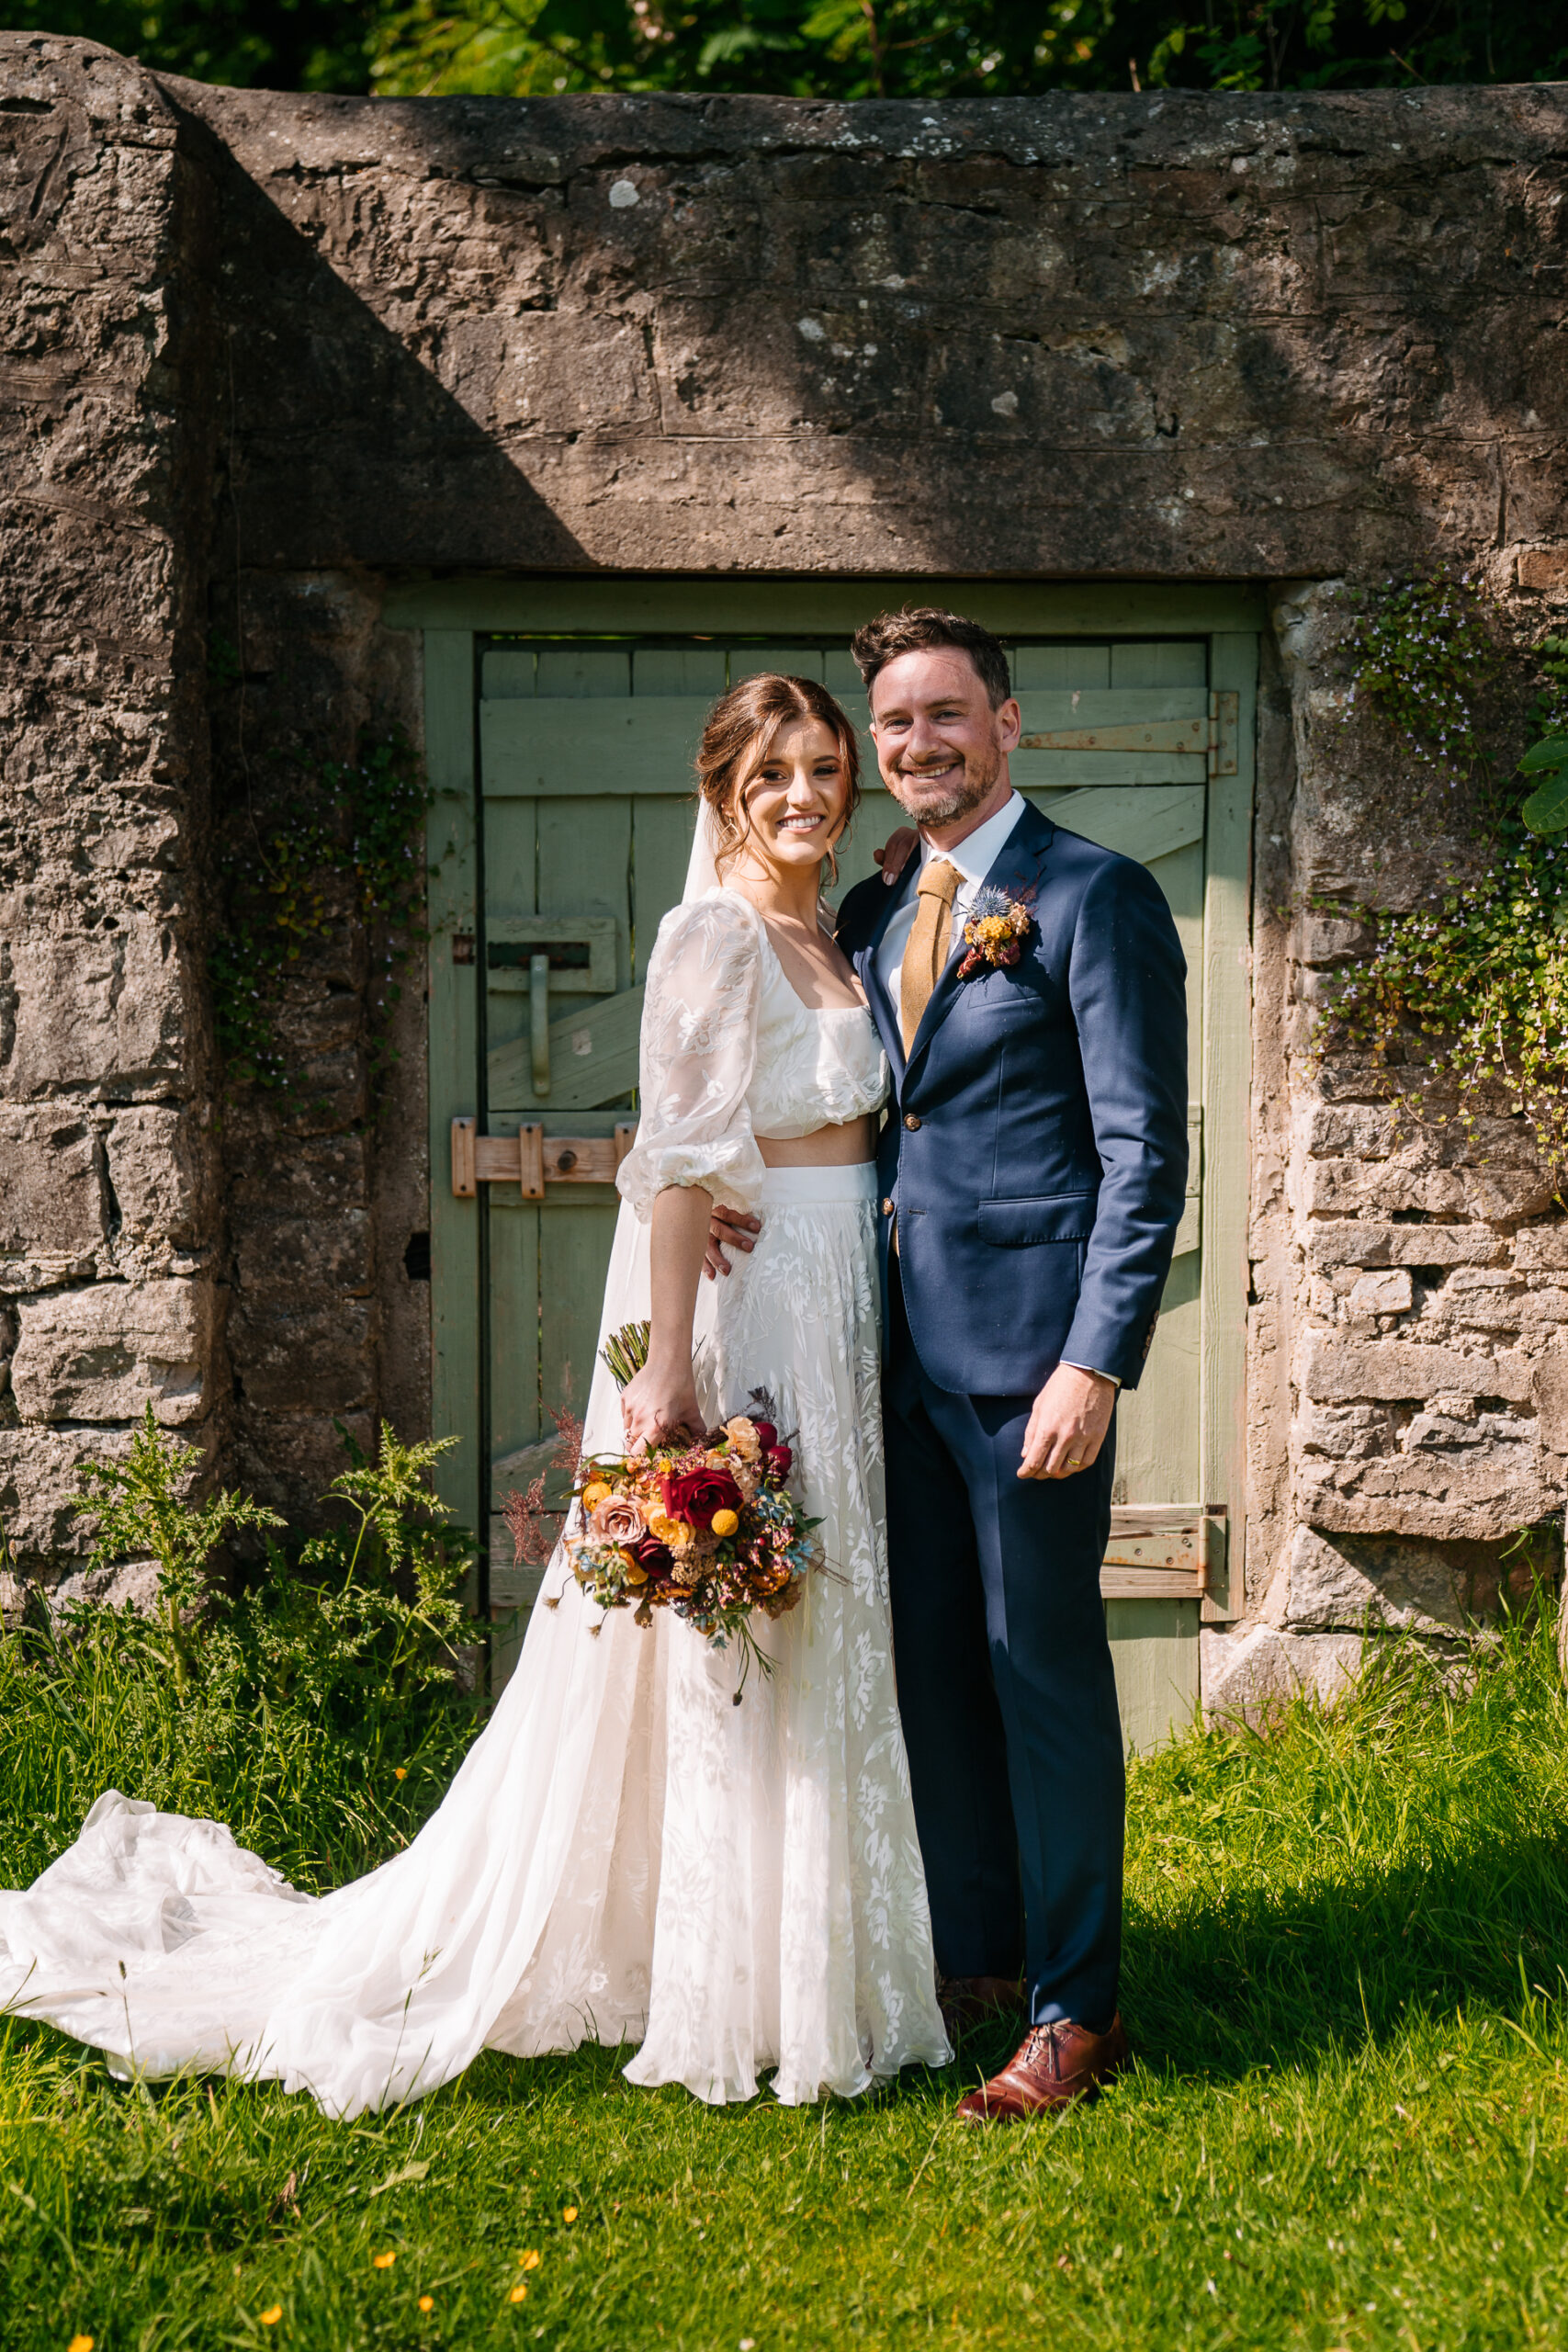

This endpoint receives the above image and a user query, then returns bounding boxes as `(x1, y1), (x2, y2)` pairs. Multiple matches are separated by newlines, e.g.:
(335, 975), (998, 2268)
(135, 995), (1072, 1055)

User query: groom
(714, 609), (1188, 2120)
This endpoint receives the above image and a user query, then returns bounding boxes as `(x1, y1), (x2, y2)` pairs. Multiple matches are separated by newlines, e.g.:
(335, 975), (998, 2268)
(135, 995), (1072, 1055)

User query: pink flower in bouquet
(592, 1492), (647, 1544)
(660, 1464), (745, 1530)
(765, 1444), (793, 1484)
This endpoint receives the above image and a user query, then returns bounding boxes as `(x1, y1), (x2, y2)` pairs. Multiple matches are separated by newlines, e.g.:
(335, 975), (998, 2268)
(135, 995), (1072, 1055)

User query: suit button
(882, 1197), (895, 1216)
(904, 1113), (921, 1131)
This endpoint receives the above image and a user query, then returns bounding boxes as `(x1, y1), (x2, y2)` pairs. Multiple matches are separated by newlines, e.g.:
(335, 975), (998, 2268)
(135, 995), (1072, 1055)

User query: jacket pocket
(976, 1192), (1097, 1246)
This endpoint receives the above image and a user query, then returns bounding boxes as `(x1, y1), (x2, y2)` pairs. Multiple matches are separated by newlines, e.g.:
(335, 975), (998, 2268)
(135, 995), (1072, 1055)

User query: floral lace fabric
(616, 890), (888, 1221)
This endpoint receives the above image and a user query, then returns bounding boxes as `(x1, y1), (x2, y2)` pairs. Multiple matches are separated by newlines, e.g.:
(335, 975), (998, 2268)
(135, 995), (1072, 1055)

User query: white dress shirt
(875, 787), (1029, 1004)
(875, 786), (1119, 1394)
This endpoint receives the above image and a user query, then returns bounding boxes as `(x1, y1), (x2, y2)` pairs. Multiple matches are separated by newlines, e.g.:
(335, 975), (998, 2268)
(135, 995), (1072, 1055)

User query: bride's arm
(621, 1184), (711, 1449)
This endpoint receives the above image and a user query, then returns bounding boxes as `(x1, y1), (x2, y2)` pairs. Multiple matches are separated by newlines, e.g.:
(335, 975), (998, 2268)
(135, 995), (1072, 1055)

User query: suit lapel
(902, 801), (1055, 1084)
(853, 862), (917, 1091)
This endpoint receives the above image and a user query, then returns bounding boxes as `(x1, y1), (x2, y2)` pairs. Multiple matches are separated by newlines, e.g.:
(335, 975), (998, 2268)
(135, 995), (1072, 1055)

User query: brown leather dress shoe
(956, 2013), (1130, 2123)
(937, 1973), (1024, 2041)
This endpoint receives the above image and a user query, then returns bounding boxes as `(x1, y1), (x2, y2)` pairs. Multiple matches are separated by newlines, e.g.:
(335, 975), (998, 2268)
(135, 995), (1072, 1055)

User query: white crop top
(616, 889), (889, 1222)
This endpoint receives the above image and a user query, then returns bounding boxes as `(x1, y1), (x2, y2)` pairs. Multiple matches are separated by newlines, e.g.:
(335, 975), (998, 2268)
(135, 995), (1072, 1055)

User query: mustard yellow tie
(900, 858), (960, 1056)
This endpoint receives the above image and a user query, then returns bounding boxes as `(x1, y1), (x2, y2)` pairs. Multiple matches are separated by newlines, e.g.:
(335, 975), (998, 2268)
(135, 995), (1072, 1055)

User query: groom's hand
(704, 1203), (761, 1280)
(1018, 1364), (1115, 1481)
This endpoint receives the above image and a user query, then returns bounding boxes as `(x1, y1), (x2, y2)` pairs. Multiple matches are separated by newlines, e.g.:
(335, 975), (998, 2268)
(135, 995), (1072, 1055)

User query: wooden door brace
(451, 1116), (637, 1200)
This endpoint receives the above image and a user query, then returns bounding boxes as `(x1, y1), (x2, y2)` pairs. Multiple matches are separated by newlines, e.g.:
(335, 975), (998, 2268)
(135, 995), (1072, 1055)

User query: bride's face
(732, 717), (851, 879)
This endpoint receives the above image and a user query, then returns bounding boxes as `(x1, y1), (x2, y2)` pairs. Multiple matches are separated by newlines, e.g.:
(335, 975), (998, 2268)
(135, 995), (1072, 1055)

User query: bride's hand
(874, 827), (919, 887)
(620, 1358), (702, 1453)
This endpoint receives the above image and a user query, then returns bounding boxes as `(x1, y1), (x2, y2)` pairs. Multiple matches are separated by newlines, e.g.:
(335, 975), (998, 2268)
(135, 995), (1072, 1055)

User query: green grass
(6, 1622), (1568, 2350)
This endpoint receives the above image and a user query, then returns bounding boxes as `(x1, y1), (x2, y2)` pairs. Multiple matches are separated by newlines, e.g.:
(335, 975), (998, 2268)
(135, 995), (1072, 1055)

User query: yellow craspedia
(710, 1509), (739, 1538)
(581, 1481), (611, 1511)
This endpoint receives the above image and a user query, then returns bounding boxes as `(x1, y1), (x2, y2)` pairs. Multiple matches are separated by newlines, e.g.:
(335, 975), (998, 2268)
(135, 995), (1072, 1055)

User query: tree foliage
(7, 0), (1563, 97)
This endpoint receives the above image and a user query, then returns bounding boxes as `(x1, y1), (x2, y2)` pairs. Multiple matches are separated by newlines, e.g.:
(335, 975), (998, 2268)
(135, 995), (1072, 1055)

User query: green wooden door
(420, 596), (1255, 1747)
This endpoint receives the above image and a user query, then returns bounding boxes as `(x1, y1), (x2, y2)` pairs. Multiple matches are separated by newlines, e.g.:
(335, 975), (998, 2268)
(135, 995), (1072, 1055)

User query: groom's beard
(886, 733), (1003, 829)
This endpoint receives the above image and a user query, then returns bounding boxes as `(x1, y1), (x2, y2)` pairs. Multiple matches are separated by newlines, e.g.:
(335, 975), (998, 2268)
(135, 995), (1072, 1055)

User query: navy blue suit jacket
(835, 799), (1189, 1396)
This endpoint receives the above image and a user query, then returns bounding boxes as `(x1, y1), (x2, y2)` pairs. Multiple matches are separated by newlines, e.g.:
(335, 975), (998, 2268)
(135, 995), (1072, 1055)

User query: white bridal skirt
(0, 1166), (949, 2118)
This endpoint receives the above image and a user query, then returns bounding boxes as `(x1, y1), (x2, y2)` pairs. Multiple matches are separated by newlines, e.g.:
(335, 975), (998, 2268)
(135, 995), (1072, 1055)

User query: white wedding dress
(0, 873), (949, 2119)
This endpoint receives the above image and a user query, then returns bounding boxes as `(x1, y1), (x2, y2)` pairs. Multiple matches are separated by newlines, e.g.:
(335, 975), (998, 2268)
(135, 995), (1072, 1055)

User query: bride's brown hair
(695, 673), (861, 882)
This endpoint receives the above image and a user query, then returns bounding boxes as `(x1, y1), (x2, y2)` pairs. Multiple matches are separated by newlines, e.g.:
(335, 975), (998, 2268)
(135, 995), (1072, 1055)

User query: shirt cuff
(1062, 1360), (1121, 1390)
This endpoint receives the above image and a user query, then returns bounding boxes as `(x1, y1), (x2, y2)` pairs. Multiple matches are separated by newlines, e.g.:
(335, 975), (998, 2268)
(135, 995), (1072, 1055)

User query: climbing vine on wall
(210, 729), (431, 1103)
(1320, 581), (1568, 1178)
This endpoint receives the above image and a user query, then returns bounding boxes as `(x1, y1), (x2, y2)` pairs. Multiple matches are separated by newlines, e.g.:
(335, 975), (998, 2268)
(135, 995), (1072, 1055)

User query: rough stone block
(1348, 1267), (1414, 1315)
(9, 1279), (214, 1425)
(1516, 1224), (1568, 1272)
(0, 1426), (135, 1571)
(233, 1408), (378, 1519)
(1280, 1524), (1482, 1634)
(1305, 1221), (1506, 1272)
(105, 1107), (208, 1252)
(226, 1296), (374, 1414)
(232, 1210), (373, 1301)
(2, 921), (188, 1092)
(1201, 1623), (1363, 1726)
(1518, 546), (1568, 596)
(1301, 1333), (1534, 1405)
(0, 1106), (104, 1256)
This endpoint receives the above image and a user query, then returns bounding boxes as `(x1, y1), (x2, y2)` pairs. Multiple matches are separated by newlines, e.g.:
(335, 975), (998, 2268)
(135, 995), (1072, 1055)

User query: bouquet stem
(601, 1320), (650, 1391)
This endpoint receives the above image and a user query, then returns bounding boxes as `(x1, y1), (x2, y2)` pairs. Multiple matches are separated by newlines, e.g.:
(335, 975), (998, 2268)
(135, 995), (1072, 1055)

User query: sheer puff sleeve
(615, 892), (768, 1223)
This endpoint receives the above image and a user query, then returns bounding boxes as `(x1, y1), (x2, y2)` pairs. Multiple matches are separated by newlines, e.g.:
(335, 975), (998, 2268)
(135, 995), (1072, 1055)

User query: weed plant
(4, 1601), (1568, 2346)
(0, 1421), (479, 1896)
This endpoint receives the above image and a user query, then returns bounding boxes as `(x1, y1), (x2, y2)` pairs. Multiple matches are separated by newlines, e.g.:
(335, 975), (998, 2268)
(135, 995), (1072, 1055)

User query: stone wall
(2, 34), (1566, 1702)
(0, 41), (221, 1604)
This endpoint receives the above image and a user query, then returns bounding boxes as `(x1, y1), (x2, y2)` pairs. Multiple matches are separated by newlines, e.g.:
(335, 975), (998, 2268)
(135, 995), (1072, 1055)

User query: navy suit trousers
(884, 1261), (1125, 2033)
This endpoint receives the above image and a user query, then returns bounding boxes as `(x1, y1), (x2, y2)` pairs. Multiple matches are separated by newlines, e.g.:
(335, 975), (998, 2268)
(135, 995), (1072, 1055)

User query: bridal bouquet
(565, 1324), (820, 1690)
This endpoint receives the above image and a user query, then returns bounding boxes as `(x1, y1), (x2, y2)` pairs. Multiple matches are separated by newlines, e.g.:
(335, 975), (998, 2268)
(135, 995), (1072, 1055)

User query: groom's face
(868, 648), (1021, 830)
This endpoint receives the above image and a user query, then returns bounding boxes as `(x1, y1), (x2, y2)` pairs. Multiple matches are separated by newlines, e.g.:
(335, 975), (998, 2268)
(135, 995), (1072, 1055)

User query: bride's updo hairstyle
(695, 673), (861, 880)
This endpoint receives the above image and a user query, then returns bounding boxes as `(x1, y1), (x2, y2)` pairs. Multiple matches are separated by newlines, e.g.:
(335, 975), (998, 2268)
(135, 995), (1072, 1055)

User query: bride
(0, 673), (950, 2118)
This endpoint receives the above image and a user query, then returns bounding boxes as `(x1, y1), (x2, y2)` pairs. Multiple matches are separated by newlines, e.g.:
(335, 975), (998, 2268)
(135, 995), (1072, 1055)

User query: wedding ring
(1067, 1455), (1083, 1468)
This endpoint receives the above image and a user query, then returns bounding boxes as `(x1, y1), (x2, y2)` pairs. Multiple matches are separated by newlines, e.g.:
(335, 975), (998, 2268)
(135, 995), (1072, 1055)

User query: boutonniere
(956, 886), (1036, 980)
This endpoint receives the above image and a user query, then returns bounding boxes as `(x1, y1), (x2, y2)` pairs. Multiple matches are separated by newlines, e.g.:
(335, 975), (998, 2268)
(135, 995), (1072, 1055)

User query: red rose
(750, 1421), (778, 1453)
(632, 1532), (673, 1577)
(765, 1445), (793, 1484)
(660, 1465), (745, 1529)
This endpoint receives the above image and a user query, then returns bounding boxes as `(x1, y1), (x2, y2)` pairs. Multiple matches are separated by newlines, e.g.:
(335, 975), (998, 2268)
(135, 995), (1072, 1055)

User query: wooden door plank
(1016, 690), (1206, 729)
(1014, 645), (1111, 690)
(536, 646), (631, 697)
(729, 648), (825, 684)
(488, 1195), (542, 1474)
(633, 797), (698, 980)
(634, 646), (728, 695)
(1110, 639), (1208, 688)
(539, 1198), (620, 1449)
(1199, 634), (1257, 1621)
(423, 629), (483, 1562)
(490, 981), (646, 1111)
(480, 647), (536, 698)
(1106, 1598), (1201, 1754)
(1032, 785), (1205, 864)
(481, 696), (711, 797)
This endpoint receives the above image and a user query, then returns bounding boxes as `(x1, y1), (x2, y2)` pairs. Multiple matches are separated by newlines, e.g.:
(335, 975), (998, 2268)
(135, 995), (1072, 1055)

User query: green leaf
(1519, 739), (1568, 832)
